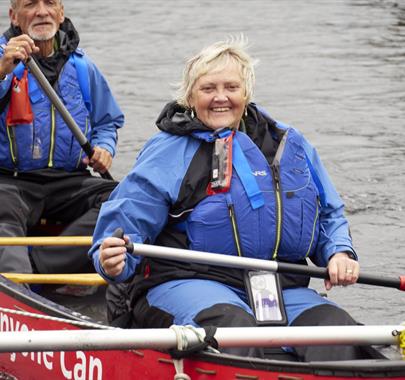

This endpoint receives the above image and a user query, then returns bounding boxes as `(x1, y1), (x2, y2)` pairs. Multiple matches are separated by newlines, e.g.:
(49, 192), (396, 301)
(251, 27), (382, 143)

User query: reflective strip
(6, 126), (17, 165)
(305, 198), (319, 257)
(226, 193), (243, 257)
(47, 105), (56, 167)
(169, 208), (194, 219)
(228, 204), (243, 257)
(272, 177), (282, 260)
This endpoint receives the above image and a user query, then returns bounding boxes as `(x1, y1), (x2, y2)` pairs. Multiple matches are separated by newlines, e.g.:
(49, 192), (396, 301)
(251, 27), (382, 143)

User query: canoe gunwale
(0, 274), (97, 325)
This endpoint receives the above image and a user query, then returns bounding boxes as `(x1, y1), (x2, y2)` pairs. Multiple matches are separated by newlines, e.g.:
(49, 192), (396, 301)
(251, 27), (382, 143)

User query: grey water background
(1, 0), (404, 325)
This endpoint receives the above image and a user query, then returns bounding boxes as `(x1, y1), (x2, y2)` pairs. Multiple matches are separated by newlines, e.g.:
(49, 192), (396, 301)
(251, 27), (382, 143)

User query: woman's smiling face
(189, 60), (246, 130)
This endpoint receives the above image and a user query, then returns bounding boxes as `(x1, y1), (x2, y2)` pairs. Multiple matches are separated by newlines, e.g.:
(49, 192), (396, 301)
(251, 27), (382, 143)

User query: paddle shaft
(26, 58), (113, 180)
(0, 272), (106, 285)
(0, 325), (402, 353)
(0, 236), (91, 246)
(125, 241), (405, 291)
(277, 261), (404, 290)
(0, 235), (403, 291)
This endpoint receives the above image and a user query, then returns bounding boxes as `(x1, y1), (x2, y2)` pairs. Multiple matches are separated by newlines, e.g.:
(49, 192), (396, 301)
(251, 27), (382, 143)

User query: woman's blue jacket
(89, 102), (355, 286)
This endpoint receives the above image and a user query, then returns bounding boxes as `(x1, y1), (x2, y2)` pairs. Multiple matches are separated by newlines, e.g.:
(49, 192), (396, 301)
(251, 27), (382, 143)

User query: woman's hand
(325, 252), (359, 290)
(99, 235), (129, 277)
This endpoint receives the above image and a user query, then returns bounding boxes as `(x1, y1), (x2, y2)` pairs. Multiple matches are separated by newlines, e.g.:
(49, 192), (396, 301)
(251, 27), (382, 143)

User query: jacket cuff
(330, 246), (358, 261)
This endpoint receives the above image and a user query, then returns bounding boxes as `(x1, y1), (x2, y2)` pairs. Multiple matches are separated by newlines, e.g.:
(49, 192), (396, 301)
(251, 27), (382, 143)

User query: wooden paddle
(0, 325), (403, 353)
(0, 236), (92, 246)
(0, 237), (100, 285)
(0, 273), (106, 285)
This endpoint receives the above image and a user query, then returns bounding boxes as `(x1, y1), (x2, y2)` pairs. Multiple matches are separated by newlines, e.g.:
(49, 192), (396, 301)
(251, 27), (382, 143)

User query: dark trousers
(291, 304), (384, 361)
(0, 170), (117, 273)
(106, 284), (382, 361)
(106, 283), (264, 358)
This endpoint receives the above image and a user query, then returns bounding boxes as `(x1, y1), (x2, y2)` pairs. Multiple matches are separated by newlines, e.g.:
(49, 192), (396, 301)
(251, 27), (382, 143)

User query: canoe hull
(0, 276), (404, 380)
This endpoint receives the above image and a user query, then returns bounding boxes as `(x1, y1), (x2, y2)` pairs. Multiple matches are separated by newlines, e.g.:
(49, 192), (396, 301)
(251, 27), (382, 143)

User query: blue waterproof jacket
(90, 102), (356, 288)
(0, 34), (124, 172)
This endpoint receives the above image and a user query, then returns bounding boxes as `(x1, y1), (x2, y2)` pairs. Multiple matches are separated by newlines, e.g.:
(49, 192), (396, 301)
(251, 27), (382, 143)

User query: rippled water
(1, 0), (404, 325)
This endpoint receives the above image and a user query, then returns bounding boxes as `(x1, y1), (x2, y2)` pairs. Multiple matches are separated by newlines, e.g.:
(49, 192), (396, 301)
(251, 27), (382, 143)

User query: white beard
(28, 21), (58, 42)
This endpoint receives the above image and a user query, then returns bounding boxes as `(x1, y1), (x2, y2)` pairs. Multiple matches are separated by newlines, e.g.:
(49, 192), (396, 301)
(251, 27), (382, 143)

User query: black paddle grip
(83, 142), (114, 181)
(112, 228), (134, 254)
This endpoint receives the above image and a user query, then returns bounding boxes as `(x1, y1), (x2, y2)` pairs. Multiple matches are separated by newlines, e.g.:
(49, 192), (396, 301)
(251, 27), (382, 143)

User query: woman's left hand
(325, 252), (359, 290)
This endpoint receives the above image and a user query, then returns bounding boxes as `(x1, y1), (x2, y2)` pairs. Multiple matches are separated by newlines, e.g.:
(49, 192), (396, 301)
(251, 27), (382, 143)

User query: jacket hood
(156, 101), (212, 136)
(156, 101), (285, 162)
(156, 101), (283, 160)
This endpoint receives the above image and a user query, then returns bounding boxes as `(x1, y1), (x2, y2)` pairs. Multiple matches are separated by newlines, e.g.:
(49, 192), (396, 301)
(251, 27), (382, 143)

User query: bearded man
(0, 0), (124, 276)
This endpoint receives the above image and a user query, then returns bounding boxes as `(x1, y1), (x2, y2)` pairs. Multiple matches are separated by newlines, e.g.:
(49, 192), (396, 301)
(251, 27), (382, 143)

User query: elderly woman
(89, 38), (366, 361)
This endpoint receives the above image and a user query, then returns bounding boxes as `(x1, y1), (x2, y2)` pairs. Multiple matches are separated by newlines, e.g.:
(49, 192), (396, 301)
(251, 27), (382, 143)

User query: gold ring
(346, 269), (353, 274)
(15, 46), (20, 52)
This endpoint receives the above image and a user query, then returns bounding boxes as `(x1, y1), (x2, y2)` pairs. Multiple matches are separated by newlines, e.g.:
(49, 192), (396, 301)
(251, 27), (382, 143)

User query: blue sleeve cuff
(94, 138), (116, 157)
(323, 246), (358, 264)
(335, 246), (358, 261)
(91, 248), (141, 283)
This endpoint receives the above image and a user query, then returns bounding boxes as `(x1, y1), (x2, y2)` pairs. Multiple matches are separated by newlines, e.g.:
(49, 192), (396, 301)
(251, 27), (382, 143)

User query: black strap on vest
(168, 326), (218, 359)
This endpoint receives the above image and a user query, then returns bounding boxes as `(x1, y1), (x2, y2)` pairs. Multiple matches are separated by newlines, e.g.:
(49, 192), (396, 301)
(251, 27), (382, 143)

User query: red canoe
(0, 275), (404, 380)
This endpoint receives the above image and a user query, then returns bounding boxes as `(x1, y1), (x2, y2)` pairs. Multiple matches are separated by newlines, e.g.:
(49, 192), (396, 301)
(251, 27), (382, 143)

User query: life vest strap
(233, 137), (264, 210)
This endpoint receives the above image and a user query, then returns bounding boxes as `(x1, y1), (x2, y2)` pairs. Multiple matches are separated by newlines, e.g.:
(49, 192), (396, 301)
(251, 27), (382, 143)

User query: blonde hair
(176, 35), (257, 108)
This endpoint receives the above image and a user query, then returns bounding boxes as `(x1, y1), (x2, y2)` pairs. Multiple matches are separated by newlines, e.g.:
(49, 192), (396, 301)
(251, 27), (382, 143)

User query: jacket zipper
(305, 196), (320, 257)
(271, 165), (282, 259)
(226, 194), (244, 257)
(6, 126), (18, 170)
(47, 104), (56, 167)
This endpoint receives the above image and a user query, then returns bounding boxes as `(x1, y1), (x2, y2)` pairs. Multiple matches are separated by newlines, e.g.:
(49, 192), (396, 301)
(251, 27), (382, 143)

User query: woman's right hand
(99, 236), (129, 277)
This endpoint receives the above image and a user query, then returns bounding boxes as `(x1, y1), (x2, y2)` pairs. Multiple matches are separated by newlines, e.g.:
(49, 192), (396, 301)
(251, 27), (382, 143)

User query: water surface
(1, 0), (404, 325)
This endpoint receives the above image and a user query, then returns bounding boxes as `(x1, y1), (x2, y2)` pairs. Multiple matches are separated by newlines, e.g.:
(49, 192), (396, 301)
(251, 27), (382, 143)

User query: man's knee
(0, 185), (30, 224)
(87, 180), (118, 209)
